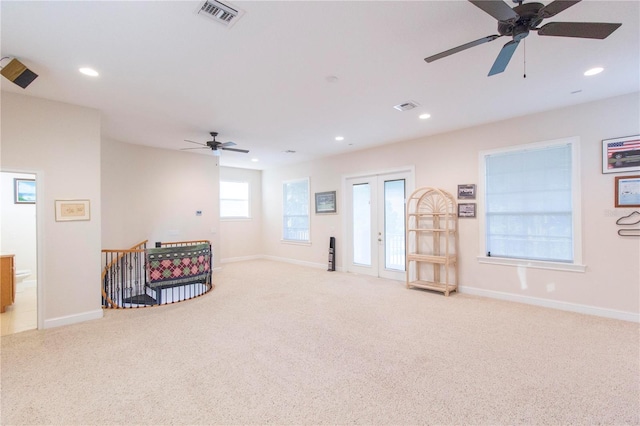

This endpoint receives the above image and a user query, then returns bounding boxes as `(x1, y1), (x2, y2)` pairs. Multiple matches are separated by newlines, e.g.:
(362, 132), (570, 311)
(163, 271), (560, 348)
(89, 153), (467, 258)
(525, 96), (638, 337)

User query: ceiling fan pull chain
(523, 38), (527, 79)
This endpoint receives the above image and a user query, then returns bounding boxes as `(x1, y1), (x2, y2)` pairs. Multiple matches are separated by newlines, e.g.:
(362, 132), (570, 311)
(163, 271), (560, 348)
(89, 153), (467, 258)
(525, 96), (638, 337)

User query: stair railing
(101, 240), (148, 308)
(154, 240), (211, 248)
(101, 239), (213, 309)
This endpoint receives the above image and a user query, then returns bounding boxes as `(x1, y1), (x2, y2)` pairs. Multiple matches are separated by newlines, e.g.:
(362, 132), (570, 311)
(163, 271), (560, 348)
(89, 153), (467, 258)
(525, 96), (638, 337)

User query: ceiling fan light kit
(424, 0), (622, 76)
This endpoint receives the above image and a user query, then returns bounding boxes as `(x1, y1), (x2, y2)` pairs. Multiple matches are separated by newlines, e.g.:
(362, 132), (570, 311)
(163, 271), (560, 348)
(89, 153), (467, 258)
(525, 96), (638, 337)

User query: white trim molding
(477, 256), (587, 273)
(220, 255), (264, 263)
(43, 309), (104, 329)
(459, 285), (639, 323)
(263, 255), (341, 271)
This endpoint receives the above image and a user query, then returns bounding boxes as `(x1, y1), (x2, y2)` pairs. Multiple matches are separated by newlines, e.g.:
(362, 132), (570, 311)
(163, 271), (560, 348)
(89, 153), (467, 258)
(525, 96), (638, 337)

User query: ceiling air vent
(393, 101), (420, 112)
(198, 0), (244, 27)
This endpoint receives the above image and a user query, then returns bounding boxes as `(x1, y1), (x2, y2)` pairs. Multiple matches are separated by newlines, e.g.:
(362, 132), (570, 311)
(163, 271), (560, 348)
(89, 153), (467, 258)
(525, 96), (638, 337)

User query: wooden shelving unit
(405, 187), (458, 296)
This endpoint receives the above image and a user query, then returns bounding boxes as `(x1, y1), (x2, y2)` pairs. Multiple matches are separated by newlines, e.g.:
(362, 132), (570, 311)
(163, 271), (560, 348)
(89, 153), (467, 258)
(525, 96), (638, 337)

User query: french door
(345, 170), (412, 281)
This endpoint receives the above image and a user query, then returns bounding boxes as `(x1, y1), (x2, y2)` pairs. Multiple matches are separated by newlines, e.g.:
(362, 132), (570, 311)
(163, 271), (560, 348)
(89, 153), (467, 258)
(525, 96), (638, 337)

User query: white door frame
(0, 168), (45, 331)
(341, 165), (415, 280)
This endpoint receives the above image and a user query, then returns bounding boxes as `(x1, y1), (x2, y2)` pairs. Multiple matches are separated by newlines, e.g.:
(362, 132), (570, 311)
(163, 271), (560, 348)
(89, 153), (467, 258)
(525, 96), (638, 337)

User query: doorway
(0, 171), (38, 335)
(344, 168), (413, 281)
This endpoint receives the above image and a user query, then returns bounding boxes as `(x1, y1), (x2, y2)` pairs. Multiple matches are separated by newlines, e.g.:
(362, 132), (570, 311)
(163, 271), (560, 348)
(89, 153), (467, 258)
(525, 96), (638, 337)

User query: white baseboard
(216, 256), (636, 322)
(459, 285), (639, 323)
(222, 254), (343, 271)
(43, 309), (104, 329)
(262, 255), (337, 271)
(220, 255), (264, 264)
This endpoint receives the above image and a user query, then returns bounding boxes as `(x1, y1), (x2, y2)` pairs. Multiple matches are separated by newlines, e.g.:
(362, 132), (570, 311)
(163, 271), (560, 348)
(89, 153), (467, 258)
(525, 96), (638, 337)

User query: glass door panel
(383, 179), (406, 271)
(352, 183), (371, 266)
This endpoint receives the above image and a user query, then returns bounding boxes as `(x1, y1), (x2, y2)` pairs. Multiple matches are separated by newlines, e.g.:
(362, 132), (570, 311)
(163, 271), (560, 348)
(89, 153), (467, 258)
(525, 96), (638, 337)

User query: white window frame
(220, 180), (251, 220)
(282, 177), (311, 244)
(477, 137), (585, 272)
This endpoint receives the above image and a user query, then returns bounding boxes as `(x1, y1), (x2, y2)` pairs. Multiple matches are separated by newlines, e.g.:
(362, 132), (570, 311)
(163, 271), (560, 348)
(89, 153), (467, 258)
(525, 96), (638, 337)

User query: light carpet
(1, 259), (639, 425)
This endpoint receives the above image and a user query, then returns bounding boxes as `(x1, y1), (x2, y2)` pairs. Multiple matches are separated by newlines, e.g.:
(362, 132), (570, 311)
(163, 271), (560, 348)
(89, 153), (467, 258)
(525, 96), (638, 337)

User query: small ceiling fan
(424, 0), (622, 76)
(182, 132), (249, 156)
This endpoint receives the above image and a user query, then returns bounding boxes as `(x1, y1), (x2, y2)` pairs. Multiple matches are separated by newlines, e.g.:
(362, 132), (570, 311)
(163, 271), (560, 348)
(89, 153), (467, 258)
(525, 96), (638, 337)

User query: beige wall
(101, 139), (220, 267)
(1, 92), (102, 326)
(219, 166), (263, 261)
(2, 90), (637, 326)
(262, 93), (640, 318)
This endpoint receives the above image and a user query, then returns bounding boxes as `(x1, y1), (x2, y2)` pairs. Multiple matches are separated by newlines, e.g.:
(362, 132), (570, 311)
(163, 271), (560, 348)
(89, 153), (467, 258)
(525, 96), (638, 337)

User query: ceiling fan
(183, 132), (249, 156)
(424, 0), (622, 76)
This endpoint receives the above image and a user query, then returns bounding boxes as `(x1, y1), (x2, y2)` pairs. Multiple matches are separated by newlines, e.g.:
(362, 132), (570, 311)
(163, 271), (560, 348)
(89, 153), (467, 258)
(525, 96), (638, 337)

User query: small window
(283, 178), (310, 242)
(481, 137), (583, 269)
(220, 181), (250, 219)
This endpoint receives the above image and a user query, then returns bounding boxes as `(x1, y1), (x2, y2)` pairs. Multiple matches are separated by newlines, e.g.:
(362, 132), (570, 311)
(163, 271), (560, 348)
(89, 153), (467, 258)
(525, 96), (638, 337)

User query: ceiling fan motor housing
(498, 2), (544, 39)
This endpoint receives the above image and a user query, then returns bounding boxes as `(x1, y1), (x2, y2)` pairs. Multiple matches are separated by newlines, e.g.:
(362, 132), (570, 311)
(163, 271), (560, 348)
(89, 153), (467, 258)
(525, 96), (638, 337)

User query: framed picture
(457, 184), (476, 199)
(315, 191), (337, 214)
(14, 178), (36, 204)
(55, 199), (91, 221)
(615, 175), (640, 208)
(458, 203), (476, 218)
(602, 135), (640, 174)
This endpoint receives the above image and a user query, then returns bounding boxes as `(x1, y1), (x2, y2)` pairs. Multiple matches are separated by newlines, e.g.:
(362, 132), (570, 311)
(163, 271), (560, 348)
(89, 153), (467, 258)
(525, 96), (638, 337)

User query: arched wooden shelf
(405, 187), (458, 296)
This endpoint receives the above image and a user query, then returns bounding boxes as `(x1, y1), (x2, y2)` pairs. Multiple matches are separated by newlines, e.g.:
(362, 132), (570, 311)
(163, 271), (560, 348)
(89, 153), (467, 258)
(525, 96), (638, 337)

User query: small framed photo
(615, 175), (640, 208)
(602, 135), (640, 174)
(315, 191), (337, 214)
(55, 199), (91, 222)
(457, 184), (476, 199)
(458, 203), (476, 218)
(14, 178), (36, 204)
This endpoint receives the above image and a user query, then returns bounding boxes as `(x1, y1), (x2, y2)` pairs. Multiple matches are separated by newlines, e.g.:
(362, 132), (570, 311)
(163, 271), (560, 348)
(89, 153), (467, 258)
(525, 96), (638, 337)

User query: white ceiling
(2, 1), (638, 169)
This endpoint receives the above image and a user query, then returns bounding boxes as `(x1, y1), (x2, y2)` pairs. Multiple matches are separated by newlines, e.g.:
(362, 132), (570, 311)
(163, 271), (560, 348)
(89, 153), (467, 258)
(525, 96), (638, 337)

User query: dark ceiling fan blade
(425, 35), (501, 63)
(540, 0), (581, 18)
(221, 147), (249, 153)
(180, 147), (209, 151)
(536, 22), (622, 39)
(221, 141), (237, 147)
(468, 0), (518, 22)
(184, 139), (206, 146)
(488, 39), (520, 76)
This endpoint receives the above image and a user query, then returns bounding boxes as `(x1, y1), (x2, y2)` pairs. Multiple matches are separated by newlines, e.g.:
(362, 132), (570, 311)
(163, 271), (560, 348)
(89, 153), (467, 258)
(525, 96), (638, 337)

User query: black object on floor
(122, 294), (157, 306)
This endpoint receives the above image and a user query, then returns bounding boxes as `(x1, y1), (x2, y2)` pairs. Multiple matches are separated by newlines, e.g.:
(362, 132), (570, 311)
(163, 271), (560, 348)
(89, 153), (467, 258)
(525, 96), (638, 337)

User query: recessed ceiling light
(419, 113), (431, 120)
(79, 67), (99, 77)
(584, 67), (603, 76)
(251, 158), (259, 162)
(335, 136), (344, 141)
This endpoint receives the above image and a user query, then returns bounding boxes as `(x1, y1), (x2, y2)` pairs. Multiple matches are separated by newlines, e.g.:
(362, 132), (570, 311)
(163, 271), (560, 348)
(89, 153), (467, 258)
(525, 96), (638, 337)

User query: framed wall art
(615, 175), (640, 208)
(458, 203), (476, 218)
(315, 191), (337, 214)
(602, 135), (640, 174)
(55, 199), (91, 221)
(14, 178), (36, 204)
(457, 184), (476, 199)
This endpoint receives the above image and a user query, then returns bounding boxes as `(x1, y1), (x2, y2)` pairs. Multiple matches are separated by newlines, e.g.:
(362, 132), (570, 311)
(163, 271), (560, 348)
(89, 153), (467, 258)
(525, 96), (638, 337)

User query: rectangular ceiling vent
(393, 101), (420, 112)
(198, 0), (244, 27)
